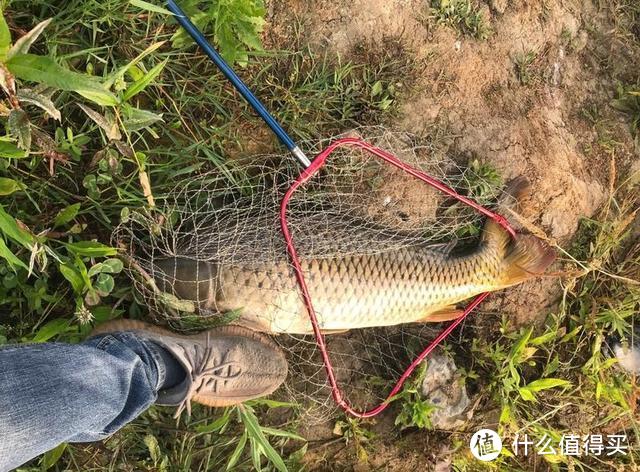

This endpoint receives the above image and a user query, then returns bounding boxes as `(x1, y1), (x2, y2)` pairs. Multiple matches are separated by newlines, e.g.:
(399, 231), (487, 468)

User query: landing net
(114, 127), (514, 421)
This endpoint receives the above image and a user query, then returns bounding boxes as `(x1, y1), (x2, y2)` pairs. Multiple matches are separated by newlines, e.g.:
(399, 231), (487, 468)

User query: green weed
(612, 84), (640, 139)
(514, 50), (537, 86)
(429, 0), (491, 40)
(393, 362), (437, 430)
(164, 0), (266, 66)
(333, 417), (375, 464)
(458, 178), (640, 469)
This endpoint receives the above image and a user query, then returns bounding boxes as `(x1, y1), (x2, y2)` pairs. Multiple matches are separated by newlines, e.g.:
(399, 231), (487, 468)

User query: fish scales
(154, 178), (556, 334)
(190, 242), (507, 333)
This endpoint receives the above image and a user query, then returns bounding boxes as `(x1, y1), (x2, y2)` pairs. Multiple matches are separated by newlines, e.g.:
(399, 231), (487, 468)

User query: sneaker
(91, 319), (288, 417)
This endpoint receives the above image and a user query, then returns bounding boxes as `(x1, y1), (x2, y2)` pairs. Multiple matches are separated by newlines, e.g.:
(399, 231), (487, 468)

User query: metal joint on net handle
(280, 138), (516, 418)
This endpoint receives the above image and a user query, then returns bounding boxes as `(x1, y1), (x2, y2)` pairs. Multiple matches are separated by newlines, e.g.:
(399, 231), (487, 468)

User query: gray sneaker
(91, 319), (288, 417)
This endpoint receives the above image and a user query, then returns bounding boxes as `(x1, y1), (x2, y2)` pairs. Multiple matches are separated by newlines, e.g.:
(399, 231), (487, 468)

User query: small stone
(421, 351), (471, 429)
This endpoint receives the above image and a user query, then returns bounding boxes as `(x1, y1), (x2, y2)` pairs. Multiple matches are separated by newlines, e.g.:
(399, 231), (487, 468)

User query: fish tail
(481, 177), (556, 286)
(500, 234), (556, 286)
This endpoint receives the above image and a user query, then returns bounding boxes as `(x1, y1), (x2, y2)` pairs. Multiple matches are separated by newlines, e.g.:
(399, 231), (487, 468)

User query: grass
(514, 51), (538, 86)
(2, 0), (640, 471)
(0, 0), (414, 469)
(429, 0), (491, 40)
(612, 84), (640, 141)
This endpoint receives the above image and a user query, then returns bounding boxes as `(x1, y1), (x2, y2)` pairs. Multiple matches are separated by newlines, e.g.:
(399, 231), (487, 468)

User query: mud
(267, 0), (638, 326)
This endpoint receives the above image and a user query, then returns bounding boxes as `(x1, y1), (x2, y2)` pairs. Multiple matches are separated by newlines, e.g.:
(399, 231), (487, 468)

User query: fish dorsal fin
(420, 306), (465, 322)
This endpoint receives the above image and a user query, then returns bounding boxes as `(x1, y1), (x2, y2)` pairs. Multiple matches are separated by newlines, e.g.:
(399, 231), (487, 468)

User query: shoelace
(174, 333), (242, 419)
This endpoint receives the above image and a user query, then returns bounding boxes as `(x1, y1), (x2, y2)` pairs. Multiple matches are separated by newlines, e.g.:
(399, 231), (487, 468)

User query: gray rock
(421, 352), (471, 429)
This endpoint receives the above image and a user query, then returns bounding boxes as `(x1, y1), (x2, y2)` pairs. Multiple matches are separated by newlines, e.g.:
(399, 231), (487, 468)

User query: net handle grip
(164, 0), (311, 168)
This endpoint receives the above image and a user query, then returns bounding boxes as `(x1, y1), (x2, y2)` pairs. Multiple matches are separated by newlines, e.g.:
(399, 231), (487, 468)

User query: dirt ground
(260, 0), (639, 470)
(266, 0), (638, 327)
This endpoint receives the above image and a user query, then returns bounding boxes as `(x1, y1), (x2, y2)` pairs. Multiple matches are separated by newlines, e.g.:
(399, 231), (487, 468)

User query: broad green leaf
(129, 0), (174, 15)
(7, 18), (52, 60)
(525, 378), (571, 392)
(78, 89), (119, 107)
(0, 138), (28, 158)
(102, 258), (123, 273)
(261, 427), (305, 442)
(378, 98), (393, 110)
(247, 399), (296, 409)
(235, 22), (262, 51)
(6, 54), (118, 106)
(0, 237), (28, 271)
(40, 442), (67, 470)
(0, 205), (35, 247)
(122, 59), (167, 101)
(8, 108), (31, 151)
(560, 326), (581, 343)
(16, 88), (61, 120)
(498, 403), (512, 425)
(530, 330), (556, 346)
(65, 240), (117, 257)
(93, 273), (114, 296)
(0, 177), (25, 195)
(171, 12), (209, 48)
(121, 106), (163, 131)
(509, 326), (533, 363)
(90, 305), (124, 322)
(144, 434), (161, 464)
(32, 318), (70, 342)
(518, 387), (536, 402)
(249, 437), (262, 471)
(226, 430), (248, 471)
(78, 103), (121, 140)
(127, 64), (144, 81)
(370, 80), (383, 97)
(87, 262), (104, 278)
(195, 413), (231, 434)
(54, 203), (81, 227)
(0, 12), (11, 61)
(59, 262), (85, 293)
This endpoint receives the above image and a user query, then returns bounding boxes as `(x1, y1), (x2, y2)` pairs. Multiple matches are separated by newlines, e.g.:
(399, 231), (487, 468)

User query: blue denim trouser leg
(0, 332), (167, 472)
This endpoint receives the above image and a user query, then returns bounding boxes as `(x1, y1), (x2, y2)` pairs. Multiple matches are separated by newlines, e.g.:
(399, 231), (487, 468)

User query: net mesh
(114, 127), (507, 421)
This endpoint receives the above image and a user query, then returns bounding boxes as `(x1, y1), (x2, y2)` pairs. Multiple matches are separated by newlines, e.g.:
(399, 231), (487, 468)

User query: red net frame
(280, 137), (517, 418)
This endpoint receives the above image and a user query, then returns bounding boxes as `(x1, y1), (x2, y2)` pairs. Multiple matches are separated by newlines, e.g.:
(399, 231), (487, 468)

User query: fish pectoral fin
(420, 306), (465, 322)
(320, 329), (350, 335)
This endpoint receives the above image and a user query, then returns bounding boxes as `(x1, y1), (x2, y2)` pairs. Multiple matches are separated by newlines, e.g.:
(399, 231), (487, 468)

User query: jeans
(0, 332), (166, 472)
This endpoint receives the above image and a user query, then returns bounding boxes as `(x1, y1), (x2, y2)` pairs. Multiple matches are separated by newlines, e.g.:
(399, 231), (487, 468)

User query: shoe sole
(90, 319), (287, 407)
